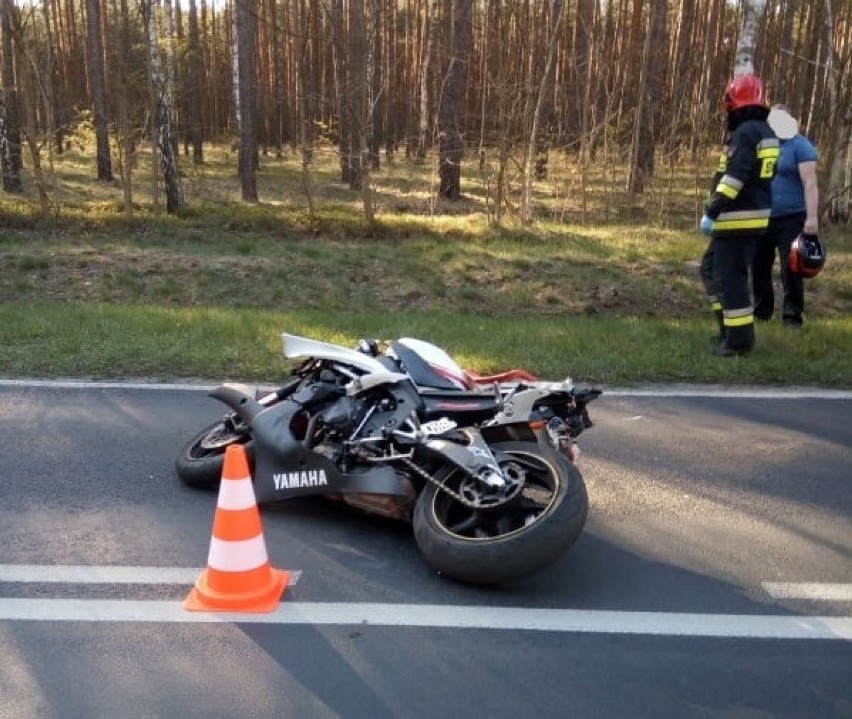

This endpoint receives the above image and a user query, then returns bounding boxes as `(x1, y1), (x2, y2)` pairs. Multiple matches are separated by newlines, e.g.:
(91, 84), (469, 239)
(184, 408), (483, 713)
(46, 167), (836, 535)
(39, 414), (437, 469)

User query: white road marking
(1, 378), (850, 399)
(0, 379), (218, 391)
(0, 564), (300, 586)
(0, 598), (849, 639)
(1, 566), (848, 638)
(763, 583), (852, 602)
(605, 388), (852, 399)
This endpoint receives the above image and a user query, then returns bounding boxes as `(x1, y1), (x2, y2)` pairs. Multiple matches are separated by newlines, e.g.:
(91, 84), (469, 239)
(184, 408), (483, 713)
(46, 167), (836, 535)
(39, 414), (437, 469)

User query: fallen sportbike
(176, 333), (601, 585)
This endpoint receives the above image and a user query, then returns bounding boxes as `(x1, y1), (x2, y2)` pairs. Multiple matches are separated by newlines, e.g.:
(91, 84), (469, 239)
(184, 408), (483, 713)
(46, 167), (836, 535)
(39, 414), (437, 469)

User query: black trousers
(752, 212), (805, 325)
(699, 233), (758, 351)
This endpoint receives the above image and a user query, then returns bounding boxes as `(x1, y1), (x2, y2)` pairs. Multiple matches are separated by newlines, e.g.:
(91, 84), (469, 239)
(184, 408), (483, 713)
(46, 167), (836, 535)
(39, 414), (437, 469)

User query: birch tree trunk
(733, 0), (767, 76)
(146, 0), (182, 213)
(163, 0), (178, 146)
(230, 1), (240, 129)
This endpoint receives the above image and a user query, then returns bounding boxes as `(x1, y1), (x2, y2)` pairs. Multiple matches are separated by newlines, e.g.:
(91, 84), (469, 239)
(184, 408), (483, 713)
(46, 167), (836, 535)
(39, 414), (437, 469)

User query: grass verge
(1, 302), (850, 387)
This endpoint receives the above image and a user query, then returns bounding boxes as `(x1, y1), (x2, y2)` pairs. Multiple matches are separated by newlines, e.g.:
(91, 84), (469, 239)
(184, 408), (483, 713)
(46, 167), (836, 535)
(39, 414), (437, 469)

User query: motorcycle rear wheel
(175, 419), (254, 489)
(412, 441), (588, 585)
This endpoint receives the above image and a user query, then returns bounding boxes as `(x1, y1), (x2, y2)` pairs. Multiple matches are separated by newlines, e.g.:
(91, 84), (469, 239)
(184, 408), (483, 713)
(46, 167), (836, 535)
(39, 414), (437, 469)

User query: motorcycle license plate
(420, 418), (458, 435)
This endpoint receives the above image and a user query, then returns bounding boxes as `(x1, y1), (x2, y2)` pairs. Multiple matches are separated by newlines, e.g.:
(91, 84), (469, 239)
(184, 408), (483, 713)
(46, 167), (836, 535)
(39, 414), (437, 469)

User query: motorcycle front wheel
(412, 441), (588, 585)
(175, 418), (254, 489)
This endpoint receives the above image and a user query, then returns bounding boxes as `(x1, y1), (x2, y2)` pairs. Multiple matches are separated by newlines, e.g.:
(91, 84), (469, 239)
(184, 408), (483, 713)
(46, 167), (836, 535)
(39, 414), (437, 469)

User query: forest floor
(1, 143), (850, 386)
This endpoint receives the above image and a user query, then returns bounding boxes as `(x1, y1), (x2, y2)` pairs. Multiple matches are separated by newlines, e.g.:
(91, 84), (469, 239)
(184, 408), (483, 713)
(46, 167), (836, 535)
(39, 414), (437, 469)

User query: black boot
(710, 342), (751, 357)
(711, 323), (754, 357)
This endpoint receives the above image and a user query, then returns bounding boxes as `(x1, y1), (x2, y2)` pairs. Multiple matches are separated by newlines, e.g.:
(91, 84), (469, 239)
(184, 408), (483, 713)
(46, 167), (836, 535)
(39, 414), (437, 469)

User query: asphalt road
(0, 381), (850, 719)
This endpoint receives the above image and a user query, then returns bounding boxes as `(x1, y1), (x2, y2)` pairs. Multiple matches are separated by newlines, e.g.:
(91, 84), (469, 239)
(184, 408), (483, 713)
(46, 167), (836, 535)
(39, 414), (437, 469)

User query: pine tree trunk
(40, 0), (60, 164)
(187, 0), (204, 163)
(16, 36), (52, 214)
(521, 0), (564, 221)
(416, 0), (433, 163)
(329, 0), (350, 184)
(296, 0), (315, 213)
(626, 0), (666, 193)
(349, 0), (374, 223)
(1, 0), (23, 192)
(438, 0), (472, 200)
(270, 0), (284, 157)
(368, 0), (381, 171)
(821, 0), (851, 223)
(86, 0), (112, 180)
(118, 0), (133, 214)
(236, 0), (258, 201)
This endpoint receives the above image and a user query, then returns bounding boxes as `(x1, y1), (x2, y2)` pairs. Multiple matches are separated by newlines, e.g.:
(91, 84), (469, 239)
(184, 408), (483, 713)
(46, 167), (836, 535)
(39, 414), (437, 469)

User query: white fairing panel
(397, 337), (469, 388)
(282, 333), (389, 374)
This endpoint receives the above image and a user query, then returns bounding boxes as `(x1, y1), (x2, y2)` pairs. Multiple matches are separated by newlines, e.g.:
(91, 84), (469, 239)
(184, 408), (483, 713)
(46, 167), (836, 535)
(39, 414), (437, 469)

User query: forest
(1, 0), (851, 226)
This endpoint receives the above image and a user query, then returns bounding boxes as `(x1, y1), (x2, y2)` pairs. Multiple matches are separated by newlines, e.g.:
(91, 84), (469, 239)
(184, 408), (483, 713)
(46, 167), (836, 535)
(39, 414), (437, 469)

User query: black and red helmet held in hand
(788, 233), (827, 278)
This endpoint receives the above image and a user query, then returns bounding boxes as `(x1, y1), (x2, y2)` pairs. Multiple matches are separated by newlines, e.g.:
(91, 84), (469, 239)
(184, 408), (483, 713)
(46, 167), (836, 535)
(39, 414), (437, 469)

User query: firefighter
(699, 73), (780, 356)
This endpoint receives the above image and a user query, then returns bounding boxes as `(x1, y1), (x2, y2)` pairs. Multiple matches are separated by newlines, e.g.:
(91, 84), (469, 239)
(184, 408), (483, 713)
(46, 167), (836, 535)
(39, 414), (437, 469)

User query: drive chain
(399, 456), (480, 508)
(400, 456), (516, 510)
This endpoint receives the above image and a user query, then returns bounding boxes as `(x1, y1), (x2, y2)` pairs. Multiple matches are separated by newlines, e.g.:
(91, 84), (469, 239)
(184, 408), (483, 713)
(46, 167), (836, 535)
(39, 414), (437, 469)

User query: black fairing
(251, 399), (415, 503)
(210, 383), (414, 504)
(249, 399), (344, 503)
(419, 390), (499, 424)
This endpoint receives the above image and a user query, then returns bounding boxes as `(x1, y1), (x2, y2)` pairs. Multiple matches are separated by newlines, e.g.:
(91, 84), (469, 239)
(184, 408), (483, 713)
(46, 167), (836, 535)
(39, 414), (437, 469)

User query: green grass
(1, 303), (849, 387)
(1, 143), (850, 387)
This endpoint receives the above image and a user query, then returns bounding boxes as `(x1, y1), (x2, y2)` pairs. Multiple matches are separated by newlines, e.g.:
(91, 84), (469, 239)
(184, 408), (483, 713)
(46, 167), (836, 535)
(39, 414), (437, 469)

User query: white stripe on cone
(216, 476), (257, 511)
(207, 535), (270, 572)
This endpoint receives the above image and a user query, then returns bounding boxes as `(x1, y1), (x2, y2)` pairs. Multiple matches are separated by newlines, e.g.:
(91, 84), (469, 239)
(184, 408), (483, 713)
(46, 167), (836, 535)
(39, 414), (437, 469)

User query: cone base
(184, 568), (289, 613)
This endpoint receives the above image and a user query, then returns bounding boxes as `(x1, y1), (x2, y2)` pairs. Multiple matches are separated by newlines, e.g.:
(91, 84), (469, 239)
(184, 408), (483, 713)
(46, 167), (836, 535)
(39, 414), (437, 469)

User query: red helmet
(788, 233), (826, 278)
(723, 73), (767, 112)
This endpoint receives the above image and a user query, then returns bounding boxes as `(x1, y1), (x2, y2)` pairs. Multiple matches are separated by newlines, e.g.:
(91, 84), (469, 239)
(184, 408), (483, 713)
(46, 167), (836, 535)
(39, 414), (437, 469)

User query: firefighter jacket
(704, 119), (779, 236)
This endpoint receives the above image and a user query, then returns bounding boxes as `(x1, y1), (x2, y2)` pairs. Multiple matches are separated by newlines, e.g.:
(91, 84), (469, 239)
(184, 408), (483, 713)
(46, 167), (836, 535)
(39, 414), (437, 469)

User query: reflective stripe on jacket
(706, 120), (779, 237)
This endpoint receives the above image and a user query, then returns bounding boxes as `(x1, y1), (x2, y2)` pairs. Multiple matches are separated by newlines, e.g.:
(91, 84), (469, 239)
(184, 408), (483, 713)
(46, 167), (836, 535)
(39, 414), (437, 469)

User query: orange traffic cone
(184, 444), (289, 612)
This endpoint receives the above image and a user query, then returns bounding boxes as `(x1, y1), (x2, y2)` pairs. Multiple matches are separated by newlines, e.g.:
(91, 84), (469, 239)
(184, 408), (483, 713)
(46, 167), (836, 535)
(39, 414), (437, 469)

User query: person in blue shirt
(752, 105), (820, 328)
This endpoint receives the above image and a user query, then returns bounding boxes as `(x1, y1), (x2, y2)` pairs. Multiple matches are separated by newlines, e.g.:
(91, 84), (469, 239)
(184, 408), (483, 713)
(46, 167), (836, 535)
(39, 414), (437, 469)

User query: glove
(356, 338), (379, 356)
(700, 215), (713, 236)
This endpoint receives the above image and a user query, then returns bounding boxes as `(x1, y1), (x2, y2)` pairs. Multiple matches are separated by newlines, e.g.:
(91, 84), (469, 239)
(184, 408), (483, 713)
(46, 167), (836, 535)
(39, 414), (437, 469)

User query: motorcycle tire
(412, 440), (588, 586)
(175, 419), (254, 490)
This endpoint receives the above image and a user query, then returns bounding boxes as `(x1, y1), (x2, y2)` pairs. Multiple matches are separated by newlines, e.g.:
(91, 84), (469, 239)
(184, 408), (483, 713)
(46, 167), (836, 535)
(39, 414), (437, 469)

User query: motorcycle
(176, 333), (601, 585)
